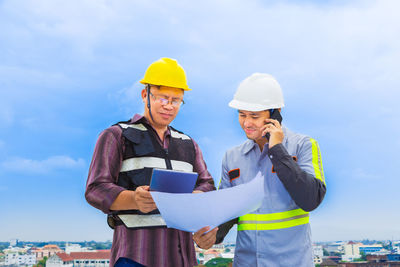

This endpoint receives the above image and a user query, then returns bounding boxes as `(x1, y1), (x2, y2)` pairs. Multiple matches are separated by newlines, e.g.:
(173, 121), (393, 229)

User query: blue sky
(1, 0), (399, 242)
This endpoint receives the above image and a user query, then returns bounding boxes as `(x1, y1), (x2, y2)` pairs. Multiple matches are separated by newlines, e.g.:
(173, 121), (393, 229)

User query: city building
(5, 252), (36, 266)
(65, 244), (92, 254)
(313, 244), (324, 258)
(47, 253), (74, 267)
(30, 244), (63, 260)
(47, 251), (110, 267)
(320, 258), (339, 266)
(388, 254), (400, 261)
(314, 255), (323, 265)
(359, 244), (383, 255)
(203, 249), (221, 263)
(342, 241), (362, 262)
(326, 242), (345, 254)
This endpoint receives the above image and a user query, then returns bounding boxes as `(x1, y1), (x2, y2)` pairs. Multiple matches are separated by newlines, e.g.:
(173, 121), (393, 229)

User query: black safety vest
(108, 119), (196, 229)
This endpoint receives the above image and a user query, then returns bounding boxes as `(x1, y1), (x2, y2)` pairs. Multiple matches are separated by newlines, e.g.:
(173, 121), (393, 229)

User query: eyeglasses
(149, 92), (185, 107)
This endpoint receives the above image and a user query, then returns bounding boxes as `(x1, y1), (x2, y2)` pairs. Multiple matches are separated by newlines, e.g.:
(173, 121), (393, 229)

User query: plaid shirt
(85, 114), (215, 267)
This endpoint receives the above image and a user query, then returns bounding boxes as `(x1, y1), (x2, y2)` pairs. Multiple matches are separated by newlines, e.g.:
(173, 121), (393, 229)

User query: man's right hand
(134, 186), (157, 213)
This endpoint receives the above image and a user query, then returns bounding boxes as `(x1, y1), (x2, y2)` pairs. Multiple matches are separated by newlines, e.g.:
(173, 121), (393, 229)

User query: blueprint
(150, 172), (265, 232)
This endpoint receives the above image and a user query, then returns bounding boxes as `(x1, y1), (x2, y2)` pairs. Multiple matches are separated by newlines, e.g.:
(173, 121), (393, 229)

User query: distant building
(47, 253), (74, 267)
(320, 258), (339, 266)
(366, 254), (387, 262)
(359, 244), (383, 255)
(326, 242), (344, 254)
(5, 252), (36, 266)
(314, 255), (323, 264)
(203, 249), (221, 263)
(342, 241), (362, 261)
(47, 250), (111, 267)
(65, 244), (92, 254)
(212, 244), (225, 250)
(31, 244), (64, 260)
(313, 244), (324, 258)
(220, 252), (234, 259)
(387, 254), (400, 261)
(340, 262), (400, 266)
(10, 239), (18, 247)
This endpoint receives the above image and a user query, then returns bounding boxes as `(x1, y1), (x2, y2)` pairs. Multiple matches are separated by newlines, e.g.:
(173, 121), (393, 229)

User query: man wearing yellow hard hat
(85, 58), (217, 267)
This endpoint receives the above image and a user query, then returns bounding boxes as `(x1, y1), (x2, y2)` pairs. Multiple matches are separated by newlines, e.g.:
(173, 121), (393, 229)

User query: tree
(323, 248), (329, 256)
(360, 251), (367, 261)
(34, 256), (48, 267)
(205, 257), (232, 267)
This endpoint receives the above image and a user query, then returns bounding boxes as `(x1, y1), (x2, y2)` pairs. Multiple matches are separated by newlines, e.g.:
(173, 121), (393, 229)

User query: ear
(141, 88), (147, 102)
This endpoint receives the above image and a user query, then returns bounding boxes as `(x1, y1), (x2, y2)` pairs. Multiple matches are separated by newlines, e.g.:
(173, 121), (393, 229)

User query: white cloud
(1, 155), (85, 174)
(351, 167), (380, 180)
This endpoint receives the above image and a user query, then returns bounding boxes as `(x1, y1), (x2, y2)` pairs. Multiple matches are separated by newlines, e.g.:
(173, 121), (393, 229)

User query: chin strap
(146, 84), (155, 123)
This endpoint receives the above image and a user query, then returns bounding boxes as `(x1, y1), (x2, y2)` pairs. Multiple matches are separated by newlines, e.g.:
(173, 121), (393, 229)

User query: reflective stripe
(310, 138), (325, 184)
(119, 123), (147, 131)
(171, 160), (194, 172)
(238, 209), (309, 231)
(120, 157), (165, 172)
(170, 129), (191, 140)
(118, 214), (166, 228)
(120, 157), (193, 172)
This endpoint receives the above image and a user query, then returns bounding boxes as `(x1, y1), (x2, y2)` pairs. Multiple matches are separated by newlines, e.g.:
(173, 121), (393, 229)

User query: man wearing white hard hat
(216, 73), (326, 266)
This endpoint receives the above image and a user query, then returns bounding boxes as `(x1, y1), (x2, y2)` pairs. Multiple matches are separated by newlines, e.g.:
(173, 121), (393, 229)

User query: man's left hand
(193, 226), (218, 250)
(262, 118), (284, 148)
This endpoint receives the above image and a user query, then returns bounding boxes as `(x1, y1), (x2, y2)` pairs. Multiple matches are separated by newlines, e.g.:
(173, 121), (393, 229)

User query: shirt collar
(241, 140), (257, 155)
(130, 113), (171, 137)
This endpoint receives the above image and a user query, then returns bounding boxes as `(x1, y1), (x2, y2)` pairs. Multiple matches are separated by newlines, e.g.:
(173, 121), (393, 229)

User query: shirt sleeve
(215, 152), (237, 244)
(218, 152), (232, 190)
(267, 138), (326, 212)
(191, 139), (216, 192)
(85, 127), (126, 214)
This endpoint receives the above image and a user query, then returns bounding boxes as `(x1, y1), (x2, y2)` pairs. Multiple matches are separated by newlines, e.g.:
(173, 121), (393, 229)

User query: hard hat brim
(140, 80), (191, 91)
(228, 99), (284, 111)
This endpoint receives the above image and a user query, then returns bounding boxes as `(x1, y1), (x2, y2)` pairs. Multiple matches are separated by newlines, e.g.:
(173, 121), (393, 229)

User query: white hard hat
(229, 73), (284, 111)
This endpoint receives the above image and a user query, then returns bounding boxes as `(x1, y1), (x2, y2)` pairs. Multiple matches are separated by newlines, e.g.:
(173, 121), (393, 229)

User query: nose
(163, 102), (174, 110)
(243, 118), (252, 128)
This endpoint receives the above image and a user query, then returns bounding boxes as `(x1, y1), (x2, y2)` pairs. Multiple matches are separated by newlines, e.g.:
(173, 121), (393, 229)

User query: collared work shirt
(219, 126), (326, 267)
(85, 114), (215, 267)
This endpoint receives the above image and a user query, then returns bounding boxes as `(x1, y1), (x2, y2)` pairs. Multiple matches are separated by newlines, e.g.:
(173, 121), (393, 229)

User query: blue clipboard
(150, 168), (198, 193)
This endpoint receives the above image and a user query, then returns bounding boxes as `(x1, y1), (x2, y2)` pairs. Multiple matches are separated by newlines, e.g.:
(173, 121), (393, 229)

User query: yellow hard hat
(140, 57), (191, 91)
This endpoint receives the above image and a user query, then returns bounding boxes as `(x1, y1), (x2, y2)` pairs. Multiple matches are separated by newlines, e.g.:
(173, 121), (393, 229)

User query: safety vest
(110, 120), (196, 229)
(238, 208), (309, 231)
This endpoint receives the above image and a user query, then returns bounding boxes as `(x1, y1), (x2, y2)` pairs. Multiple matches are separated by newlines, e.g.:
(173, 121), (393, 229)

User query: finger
(136, 189), (154, 199)
(141, 185), (150, 191)
(200, 227), (218, 243)
(138, 193), (154, 201)
(140, 204), (157, 213)
(201, 236), (217, 250)
(265, 118), (280, 128)
(262, 126), (271, 136)
(194, 227), (218, 247)
(194, 226), (210, 238)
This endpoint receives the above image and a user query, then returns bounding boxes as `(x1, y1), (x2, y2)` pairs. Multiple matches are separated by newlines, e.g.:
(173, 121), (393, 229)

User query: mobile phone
(264, 109), (283, 140)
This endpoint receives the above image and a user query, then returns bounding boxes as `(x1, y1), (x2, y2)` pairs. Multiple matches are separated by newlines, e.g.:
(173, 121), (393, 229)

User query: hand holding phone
(264, 109), (283, 141)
